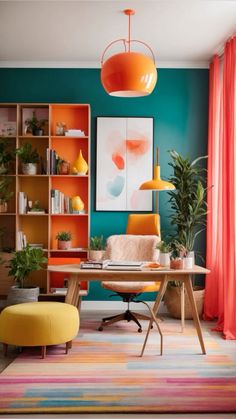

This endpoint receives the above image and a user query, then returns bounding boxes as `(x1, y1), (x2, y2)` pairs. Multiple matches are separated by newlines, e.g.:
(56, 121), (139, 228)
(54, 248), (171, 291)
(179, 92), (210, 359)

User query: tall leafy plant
(168, 150), (208, 253)
(8, 245), (47, 288)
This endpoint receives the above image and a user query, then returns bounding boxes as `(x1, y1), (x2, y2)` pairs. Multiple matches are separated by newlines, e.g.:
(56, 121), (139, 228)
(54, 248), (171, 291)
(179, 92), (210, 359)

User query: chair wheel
(98, 326), (103, 331)
(138, 328), (142, 333)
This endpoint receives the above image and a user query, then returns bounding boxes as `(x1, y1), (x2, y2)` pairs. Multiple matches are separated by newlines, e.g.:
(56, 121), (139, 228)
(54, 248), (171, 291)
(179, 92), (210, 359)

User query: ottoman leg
(66, 340), (72, 354)
(41, 346), (46, 359)
(3, 343), (8, 357)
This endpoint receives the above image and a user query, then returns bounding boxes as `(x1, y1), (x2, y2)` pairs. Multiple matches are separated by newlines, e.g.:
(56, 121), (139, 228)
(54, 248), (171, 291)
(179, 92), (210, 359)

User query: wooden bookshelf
(0, 103), (90, 296)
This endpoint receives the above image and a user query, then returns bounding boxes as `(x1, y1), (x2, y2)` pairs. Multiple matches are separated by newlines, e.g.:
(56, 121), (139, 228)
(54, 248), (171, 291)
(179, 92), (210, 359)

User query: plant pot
(159, 252), (170, 267)
(164, 285), (205, 319)
(88, 250), (105, 262)
(57, 240), (71, 250)
(170, 258), (183, 270)
(33, 129), (44, 136)
(22, 163), (37, 175)
(0, 201), (7, 213)
(183, 256), (193, 269)
(7, 285), (40, 305)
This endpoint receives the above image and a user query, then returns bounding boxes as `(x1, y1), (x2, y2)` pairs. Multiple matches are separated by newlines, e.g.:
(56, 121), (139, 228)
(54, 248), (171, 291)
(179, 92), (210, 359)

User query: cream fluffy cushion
(104, 234), (160, 262)
(102, 234), (161, 293)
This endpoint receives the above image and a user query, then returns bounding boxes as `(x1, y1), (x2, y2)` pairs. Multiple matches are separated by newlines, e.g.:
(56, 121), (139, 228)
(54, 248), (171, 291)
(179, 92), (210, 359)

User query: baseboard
(82, 300), (167, 314)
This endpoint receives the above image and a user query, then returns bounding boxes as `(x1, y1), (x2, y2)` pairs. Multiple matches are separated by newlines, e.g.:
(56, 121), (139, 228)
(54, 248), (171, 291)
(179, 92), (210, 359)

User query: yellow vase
(72, 150), (88, 175)
(71, 195), (85, 212)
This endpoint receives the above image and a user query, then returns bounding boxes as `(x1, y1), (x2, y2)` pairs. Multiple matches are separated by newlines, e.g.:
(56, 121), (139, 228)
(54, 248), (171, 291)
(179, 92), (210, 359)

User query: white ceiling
(0, 0), (235, 68)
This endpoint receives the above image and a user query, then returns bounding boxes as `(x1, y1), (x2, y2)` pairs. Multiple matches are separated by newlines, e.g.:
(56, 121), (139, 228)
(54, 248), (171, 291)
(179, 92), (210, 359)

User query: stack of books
(80, 260), (109, 269)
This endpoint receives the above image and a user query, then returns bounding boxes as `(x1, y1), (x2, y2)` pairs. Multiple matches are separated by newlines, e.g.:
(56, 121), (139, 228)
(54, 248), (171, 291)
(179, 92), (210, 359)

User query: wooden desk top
(48, 264), (210, 281)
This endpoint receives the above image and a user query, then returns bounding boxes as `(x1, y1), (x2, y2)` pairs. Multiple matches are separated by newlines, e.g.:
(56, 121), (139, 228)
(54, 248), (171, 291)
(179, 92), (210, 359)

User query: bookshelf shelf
(0, 103), (90, 296)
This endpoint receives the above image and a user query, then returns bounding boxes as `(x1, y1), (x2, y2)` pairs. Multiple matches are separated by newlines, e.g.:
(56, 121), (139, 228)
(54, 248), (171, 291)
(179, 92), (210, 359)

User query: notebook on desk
(105, 261), (145, 271)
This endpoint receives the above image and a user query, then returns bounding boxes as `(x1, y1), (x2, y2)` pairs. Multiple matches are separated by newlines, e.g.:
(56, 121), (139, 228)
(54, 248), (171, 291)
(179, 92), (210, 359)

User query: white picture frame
(96, 117), (153, 211)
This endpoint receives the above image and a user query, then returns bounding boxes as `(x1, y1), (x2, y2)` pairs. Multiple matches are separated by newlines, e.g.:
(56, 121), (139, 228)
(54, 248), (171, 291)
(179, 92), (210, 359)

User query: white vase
(22, 163), (37, 175)
(159, 252), (170, 267)
(183, 251), (195, 269)
(183, 257), (193, 269)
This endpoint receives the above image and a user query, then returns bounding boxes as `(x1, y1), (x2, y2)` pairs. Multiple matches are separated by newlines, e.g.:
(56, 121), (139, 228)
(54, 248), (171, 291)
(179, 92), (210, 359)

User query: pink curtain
(204, 36), (236, 339)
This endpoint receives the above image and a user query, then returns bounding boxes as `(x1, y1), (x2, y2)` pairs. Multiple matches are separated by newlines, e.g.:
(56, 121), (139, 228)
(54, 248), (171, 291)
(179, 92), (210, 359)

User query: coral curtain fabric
(204, 37), (236, 339)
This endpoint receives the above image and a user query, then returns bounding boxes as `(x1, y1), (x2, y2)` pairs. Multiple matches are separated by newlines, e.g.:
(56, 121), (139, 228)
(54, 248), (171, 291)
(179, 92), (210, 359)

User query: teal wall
(0, 68), (209, 300)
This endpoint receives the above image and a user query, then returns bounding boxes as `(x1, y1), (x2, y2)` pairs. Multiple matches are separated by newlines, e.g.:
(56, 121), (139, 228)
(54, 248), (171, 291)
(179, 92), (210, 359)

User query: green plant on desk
(89, 235), (105, 250)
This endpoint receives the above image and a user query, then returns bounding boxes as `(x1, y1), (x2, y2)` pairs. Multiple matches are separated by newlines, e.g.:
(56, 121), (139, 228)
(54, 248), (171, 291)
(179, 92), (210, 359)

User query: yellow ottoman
(0, 302), (79, 358)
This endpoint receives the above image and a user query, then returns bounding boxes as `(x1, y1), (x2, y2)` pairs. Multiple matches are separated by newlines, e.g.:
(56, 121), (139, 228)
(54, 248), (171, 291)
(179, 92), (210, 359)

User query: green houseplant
(7, 245), (47, 304)
(25, 111), (46, 136)
(56, 231), (72, 250)
(164, 151), (208, 319)
(156, 240), (171, 266)
(88, 235), (105, 261)
(168, 150), (207, 258)
(0, 177), (14, 213)
(0, 138), (14, 174)
(16, 142), (39, 175)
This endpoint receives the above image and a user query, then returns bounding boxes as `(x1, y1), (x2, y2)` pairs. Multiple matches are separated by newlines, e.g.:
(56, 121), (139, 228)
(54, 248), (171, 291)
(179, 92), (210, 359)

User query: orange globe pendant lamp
(101, 9), (157, 97)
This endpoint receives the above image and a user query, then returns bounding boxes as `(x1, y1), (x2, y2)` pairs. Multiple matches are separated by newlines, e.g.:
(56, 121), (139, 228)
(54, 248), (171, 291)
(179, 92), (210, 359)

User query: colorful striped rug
(0, 314), (236, 414)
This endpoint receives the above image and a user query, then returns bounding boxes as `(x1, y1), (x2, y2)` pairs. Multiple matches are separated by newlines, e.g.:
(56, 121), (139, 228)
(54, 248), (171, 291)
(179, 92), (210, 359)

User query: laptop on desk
(105, 261), (145, 271)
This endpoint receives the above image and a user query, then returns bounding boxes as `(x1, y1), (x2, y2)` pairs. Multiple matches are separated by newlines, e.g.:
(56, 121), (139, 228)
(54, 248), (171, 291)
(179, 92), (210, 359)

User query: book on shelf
(80, 259), (110, 269)
(27, 210), (46, 214)
(51, 287), (67, 295)
(17, 230), (27, 250)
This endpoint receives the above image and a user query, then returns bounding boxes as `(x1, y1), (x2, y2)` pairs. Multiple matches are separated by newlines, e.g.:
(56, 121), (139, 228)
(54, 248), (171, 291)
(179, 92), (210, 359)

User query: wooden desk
(48, 264), (210, 356)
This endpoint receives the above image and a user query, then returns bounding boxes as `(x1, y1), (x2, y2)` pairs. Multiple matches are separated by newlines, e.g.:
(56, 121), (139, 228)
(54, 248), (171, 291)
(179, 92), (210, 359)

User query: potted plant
(88, 235), (105, 261)
(169, 240), (184, 270)
(164, 151), (208, 319)
(156, 240), (171, 266)
(25, 111), (46, 136)
(168, 150), (208, 264)
(0, 138), (14, 174)
(16, 142), (39, 175)
(0, 177), (14, 213)
(56, 231), (72, 250)
(7, 244), (47, 305)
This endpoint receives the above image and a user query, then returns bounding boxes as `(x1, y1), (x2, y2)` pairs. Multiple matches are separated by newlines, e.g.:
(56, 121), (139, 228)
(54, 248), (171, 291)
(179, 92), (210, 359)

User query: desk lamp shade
(140, 148), (175, 191)
(101, 9), (157, 97)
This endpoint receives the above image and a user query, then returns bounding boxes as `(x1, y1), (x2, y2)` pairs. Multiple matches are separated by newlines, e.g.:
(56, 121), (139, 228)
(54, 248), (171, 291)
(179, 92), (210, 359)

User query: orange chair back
(126, 214), (160, 236)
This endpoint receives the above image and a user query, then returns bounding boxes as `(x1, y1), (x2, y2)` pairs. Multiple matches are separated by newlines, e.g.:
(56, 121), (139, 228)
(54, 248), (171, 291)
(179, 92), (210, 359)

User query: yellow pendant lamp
(101, 9), (157, 97)
(140, 148), (175, 213)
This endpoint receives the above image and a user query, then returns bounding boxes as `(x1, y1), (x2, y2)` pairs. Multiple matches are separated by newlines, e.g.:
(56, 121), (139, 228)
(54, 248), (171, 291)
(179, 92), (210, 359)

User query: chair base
(98, 309), (152, 333)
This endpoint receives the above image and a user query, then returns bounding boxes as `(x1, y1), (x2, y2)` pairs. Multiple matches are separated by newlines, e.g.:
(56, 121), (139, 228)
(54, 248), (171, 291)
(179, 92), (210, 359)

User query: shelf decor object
(0, 103), (90, 297)
(101, 9), (157, 97)
(72, 149), (88, 175)
(71, 195), (84, 212)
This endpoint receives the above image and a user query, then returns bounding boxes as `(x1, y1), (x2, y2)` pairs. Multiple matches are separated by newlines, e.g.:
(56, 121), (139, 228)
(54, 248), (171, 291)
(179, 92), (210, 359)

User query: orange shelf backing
(51, 215), (88, 249)
(50, 105), (89, 136)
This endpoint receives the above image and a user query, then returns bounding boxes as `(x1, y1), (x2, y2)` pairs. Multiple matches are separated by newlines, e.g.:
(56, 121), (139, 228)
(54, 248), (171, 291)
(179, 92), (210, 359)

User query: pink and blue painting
(96, 117), (153, 211)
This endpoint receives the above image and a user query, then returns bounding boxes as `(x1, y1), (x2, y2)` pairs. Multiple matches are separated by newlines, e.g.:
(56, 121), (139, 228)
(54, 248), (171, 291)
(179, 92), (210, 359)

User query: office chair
(98, 214), (161, 333)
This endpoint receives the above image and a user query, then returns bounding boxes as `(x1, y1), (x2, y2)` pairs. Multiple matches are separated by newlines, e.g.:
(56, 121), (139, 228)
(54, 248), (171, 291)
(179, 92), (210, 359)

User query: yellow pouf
(0, 302), (79, 358)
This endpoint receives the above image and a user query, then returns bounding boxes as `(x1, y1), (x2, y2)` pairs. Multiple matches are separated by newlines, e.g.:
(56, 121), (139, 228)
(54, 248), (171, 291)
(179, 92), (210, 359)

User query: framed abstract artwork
(96, 117), (153, 211)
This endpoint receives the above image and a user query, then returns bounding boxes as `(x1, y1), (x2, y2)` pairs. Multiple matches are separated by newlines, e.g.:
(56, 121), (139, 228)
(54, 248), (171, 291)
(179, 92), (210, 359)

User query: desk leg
(65, 274), (81, 307)
(184, 275), (206, 354)
(140, 277), (168, 357)
(181, 283), (185, 332)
